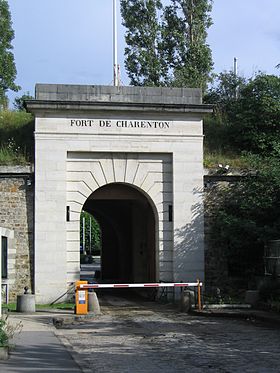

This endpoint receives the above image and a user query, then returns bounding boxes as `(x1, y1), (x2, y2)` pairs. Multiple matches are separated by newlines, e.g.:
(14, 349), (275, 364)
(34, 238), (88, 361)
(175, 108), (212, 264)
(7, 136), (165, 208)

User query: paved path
(0, 312), (82, 373)
(1, 299), (280, 373)
(56, 296), (280, 373)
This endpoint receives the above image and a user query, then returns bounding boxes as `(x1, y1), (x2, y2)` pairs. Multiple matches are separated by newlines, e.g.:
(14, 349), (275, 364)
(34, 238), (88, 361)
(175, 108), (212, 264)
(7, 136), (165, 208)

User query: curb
(55, 332), (93, 373)
(191, 309), (280, 326)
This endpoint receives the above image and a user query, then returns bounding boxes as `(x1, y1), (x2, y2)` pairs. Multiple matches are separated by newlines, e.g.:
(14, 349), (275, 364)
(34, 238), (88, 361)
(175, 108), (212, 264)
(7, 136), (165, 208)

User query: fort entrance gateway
(26, 85), (211, 303)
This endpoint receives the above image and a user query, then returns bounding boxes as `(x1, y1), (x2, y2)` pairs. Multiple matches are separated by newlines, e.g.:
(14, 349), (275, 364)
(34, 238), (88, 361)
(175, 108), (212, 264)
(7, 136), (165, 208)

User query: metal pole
(113, 0), (118, 86)
(233, 57), (238, 76)
(197, 279), (202, 311)
(89, 216), (92, 256)
(82, 216), (86, 255)
(234, 57), (238, 100)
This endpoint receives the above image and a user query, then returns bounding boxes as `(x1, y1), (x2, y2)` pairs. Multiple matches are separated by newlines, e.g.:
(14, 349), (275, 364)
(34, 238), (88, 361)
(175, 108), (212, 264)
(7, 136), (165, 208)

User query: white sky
(7, 0), (280, 104)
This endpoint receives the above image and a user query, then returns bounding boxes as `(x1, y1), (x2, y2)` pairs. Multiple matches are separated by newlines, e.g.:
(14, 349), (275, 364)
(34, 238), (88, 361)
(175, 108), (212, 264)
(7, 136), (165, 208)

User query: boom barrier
(79, 282), (202, 289)
(75, 280), (203, 315)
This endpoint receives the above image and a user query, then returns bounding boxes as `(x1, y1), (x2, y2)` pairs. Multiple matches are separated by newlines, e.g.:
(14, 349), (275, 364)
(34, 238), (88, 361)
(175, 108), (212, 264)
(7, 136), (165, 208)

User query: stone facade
(0, 166), (34, 301)
(26, 84), (212, 304)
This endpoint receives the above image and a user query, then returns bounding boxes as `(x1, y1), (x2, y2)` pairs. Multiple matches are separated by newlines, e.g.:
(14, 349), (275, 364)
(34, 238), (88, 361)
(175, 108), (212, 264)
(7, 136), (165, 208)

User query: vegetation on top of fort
(204, 72), (280, 169)
(0, 110), (34, 165)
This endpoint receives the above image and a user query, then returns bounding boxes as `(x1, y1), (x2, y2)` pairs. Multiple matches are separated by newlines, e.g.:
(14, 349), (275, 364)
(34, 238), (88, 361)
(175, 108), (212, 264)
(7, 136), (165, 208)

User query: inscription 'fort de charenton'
(70, 119), (170, 129)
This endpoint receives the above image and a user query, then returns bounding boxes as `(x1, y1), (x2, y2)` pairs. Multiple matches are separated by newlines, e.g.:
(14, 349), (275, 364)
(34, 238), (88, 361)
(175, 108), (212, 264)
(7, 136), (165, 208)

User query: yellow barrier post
(75, 280), (88, 315)
(197, 279), (202, 311)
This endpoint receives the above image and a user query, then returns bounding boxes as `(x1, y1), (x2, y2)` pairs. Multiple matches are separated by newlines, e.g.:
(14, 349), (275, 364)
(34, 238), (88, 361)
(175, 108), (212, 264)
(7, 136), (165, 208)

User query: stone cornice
(25, 99), (213, 115)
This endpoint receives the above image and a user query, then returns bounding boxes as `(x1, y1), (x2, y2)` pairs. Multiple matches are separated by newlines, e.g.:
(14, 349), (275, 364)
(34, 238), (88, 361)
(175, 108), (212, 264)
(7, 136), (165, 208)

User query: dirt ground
(55, 294), (280, 373)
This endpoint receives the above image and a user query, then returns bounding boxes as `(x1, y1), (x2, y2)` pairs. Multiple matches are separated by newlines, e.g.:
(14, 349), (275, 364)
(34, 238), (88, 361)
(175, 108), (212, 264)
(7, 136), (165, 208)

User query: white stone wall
(34, 113), (204, 303)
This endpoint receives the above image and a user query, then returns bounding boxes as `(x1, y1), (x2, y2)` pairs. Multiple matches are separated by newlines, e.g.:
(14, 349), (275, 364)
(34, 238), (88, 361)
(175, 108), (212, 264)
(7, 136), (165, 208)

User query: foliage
(204, 70), (247, 153)
(0, 319), (8, 347)
(162, 0), (213, 90)
(205, 71), (247, 116)
(0, 0), (20, 107)
(204, 73), (280, 157)
(0, 143), (27, 165)
(0, 110), (34, 164)
(227, 74), (280, 155)
(120, 0), (165, 86)
(80, 211), (101, 255)
(120, 0), (213, 90)
(0, 316), (22, 347)
(208, 155), (280, 281)
(13, 92), (33, 111)
(203, 113), (232, 154)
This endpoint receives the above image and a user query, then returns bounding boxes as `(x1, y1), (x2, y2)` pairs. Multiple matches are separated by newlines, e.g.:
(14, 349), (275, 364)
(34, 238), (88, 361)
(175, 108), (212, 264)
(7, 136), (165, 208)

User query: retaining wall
(0, 166), (34, 301)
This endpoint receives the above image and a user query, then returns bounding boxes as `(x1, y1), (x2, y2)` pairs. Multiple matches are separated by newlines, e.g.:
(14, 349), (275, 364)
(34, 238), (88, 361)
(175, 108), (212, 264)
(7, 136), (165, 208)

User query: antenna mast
(233, 57), (238, 100)
(113, 0), (119, 86)
(233, 57), (238, 77)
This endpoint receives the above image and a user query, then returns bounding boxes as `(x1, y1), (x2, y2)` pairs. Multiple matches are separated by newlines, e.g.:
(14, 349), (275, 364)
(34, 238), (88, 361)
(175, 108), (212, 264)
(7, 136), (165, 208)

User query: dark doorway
(82, 183), (156, 284)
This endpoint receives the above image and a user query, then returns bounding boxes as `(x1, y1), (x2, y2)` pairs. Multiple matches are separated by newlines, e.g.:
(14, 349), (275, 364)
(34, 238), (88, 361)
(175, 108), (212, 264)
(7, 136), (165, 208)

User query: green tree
(205, 71), (247, 115)
(120, 0), (165, 86)
(162, 0), (213, 90)
(228, 74), (280, 155)
(0, 0), (20, 107)
(204, 73), (280, 156)
(80, 211), (101, 255)
(203, 71), (247, 155)
(120, 0), (213, 90)
(13, 92), (33, 111)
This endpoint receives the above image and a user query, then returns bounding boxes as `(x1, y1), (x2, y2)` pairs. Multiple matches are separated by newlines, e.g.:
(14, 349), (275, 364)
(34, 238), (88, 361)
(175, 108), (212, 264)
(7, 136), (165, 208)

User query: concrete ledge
(204, 304), (252, 309)
(191, 308), (280, 326)
(0, 165), (33, 175)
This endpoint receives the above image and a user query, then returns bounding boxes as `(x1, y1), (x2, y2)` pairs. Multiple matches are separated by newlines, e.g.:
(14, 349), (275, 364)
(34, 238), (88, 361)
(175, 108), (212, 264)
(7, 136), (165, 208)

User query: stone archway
(82, 183), (156, 283)
(66, 152), (173, 289)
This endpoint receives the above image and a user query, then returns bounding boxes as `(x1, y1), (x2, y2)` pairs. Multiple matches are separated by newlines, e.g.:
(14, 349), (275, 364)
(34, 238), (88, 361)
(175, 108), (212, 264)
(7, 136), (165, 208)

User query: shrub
(0, 319), (9, 347)
(0, 316), (22, 347)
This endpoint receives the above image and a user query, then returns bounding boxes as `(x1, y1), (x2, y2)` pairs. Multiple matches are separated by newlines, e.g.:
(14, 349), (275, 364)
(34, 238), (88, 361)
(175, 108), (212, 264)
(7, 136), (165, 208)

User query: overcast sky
(7, 0), (280, 104)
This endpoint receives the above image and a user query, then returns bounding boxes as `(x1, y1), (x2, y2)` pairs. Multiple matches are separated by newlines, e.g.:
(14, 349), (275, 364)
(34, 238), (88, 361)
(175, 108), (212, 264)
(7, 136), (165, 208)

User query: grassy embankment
(0, 111), (34, 165)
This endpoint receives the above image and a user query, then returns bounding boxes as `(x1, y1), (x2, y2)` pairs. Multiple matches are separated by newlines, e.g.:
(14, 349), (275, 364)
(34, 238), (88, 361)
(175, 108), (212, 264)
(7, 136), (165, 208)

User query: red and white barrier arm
(78, 282), (202, 289)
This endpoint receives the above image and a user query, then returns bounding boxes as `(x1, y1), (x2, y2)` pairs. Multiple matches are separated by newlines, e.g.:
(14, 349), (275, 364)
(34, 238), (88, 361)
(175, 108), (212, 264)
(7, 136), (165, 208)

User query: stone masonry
(26, 84), (212, 303)
(0, 166), (34, 301)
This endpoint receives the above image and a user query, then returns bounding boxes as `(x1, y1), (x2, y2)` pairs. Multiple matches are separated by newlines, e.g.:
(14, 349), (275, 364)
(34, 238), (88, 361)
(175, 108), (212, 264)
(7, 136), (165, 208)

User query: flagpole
(113, 0), (118, 86)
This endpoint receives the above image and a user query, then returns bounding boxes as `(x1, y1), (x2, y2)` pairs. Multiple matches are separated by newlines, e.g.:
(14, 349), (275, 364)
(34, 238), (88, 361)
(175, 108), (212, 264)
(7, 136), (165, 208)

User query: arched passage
(82, 183), (157, 283)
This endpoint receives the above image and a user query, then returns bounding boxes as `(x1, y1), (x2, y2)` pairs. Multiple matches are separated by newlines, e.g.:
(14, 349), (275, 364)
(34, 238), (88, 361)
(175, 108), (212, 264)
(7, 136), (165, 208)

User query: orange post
(75, 281), (88, 315)
(197, 279), (202, 311)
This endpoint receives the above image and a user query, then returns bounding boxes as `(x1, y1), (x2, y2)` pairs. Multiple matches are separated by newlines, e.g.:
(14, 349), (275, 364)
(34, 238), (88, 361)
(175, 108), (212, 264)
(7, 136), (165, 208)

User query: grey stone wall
(204, 173), (247, 297)
(0, 167), (34, 301)
(34, 84), (203, 105)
